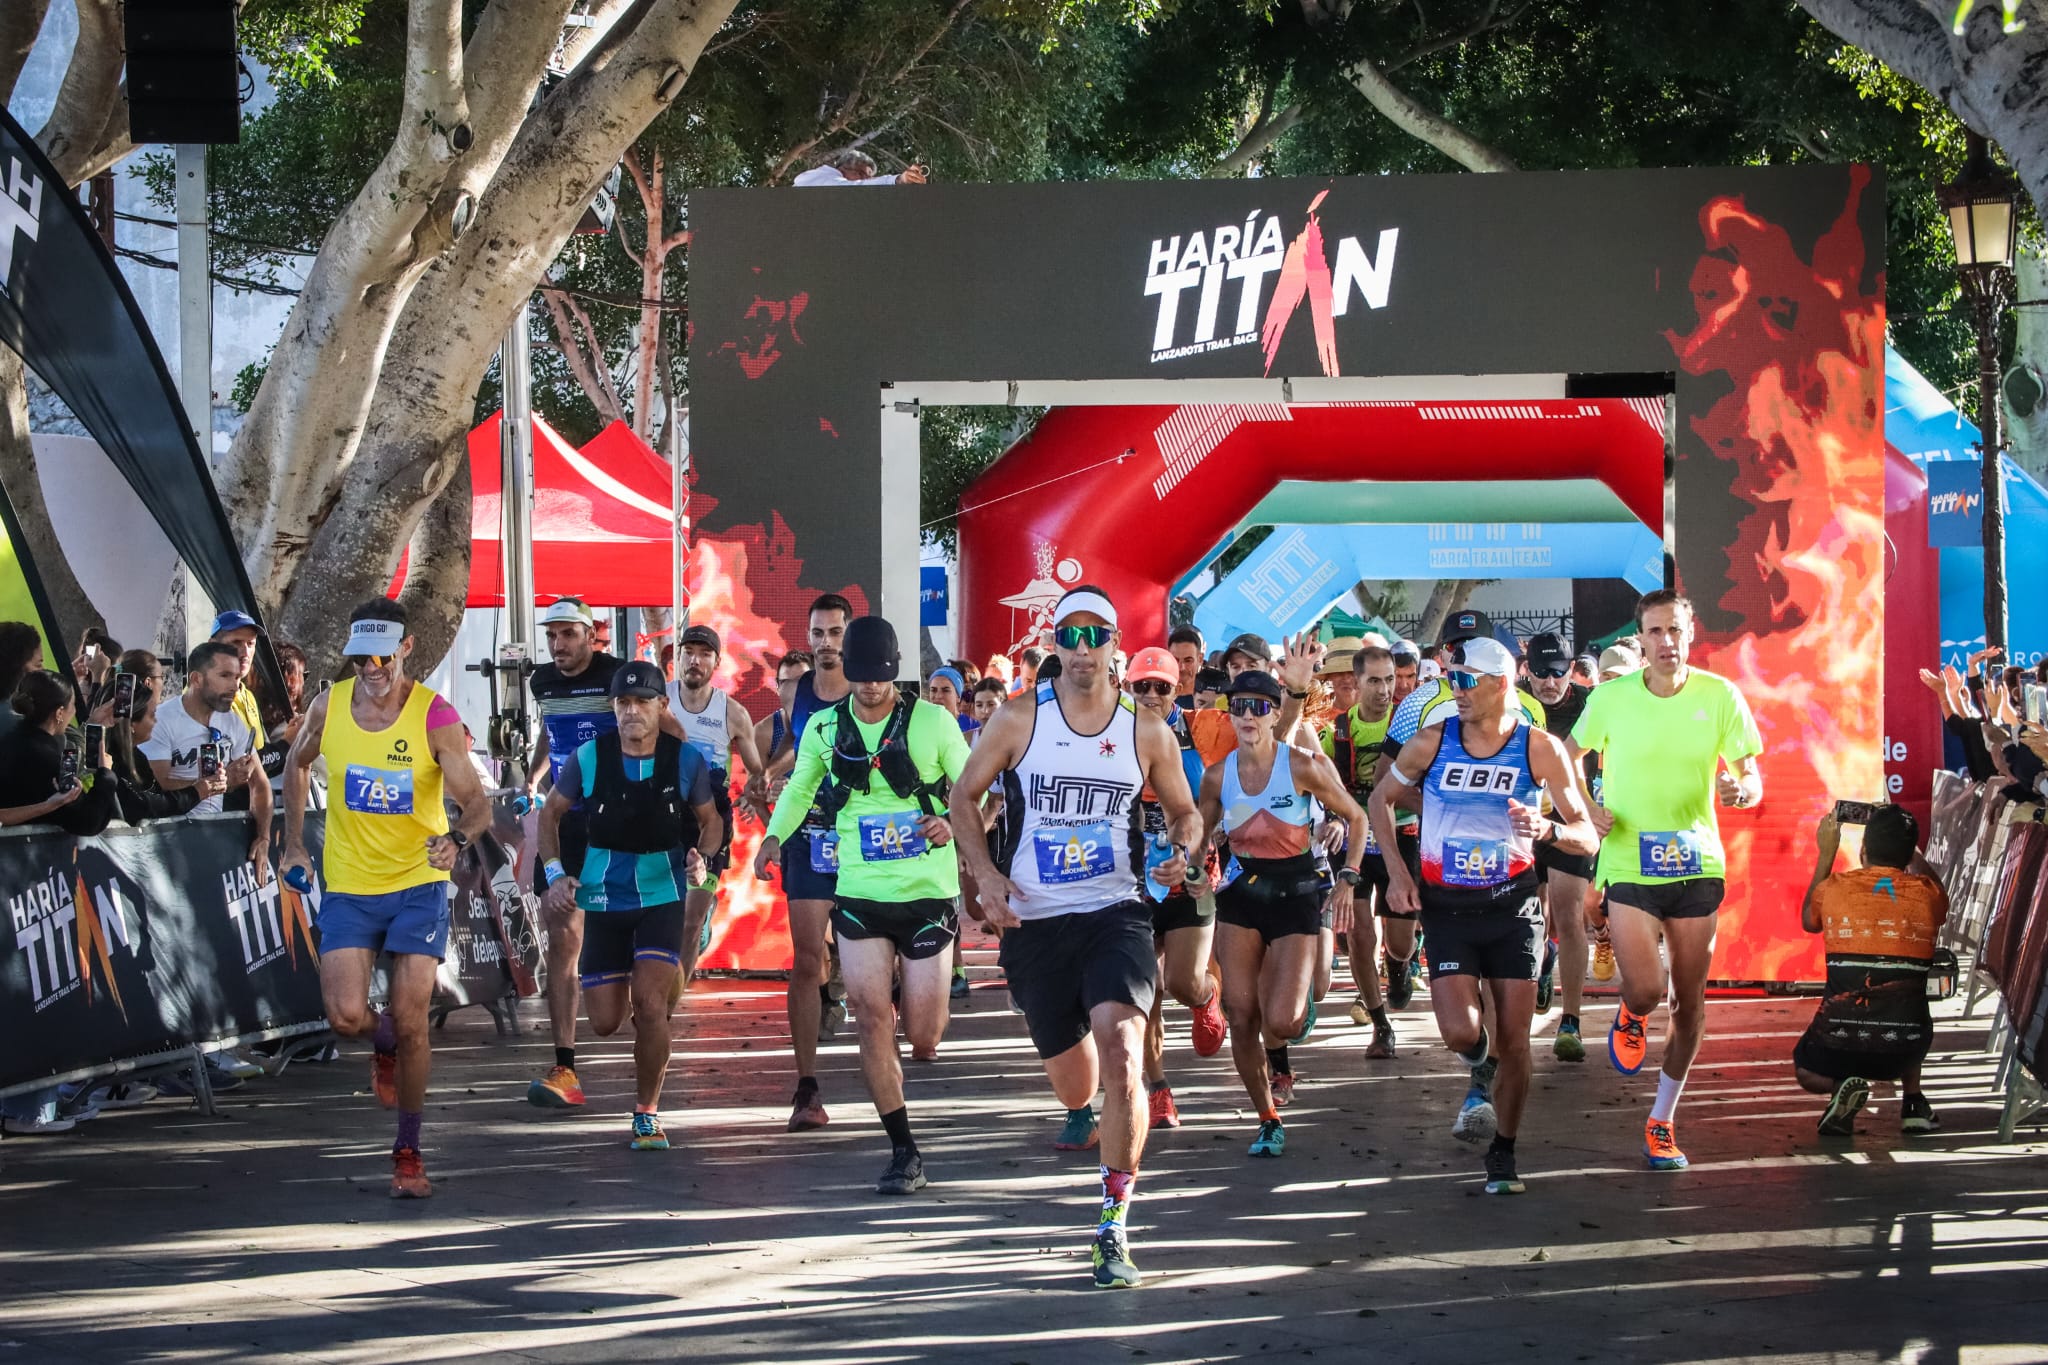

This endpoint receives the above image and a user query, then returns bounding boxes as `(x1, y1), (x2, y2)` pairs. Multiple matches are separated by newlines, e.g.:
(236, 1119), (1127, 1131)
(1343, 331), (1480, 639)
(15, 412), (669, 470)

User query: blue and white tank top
(667, 682), (732, 778)
(1419, 718), (1540, 908)
(1219, 745), (1314, 861)
(999, 682), (1145, 921)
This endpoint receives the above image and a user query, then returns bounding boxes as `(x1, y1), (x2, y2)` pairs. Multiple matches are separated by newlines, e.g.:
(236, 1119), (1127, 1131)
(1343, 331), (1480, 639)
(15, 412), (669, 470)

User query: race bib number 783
(344, 764), (414, 815)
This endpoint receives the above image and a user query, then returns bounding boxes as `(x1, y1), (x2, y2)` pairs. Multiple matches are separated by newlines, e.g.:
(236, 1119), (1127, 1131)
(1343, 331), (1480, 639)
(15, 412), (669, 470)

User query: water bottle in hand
(284, 866), (313, 894)
(1144, 834), (1176, 902)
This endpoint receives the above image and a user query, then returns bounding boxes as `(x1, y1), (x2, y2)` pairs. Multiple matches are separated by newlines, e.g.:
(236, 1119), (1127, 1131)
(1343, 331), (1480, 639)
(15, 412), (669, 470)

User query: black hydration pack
(585, 733), (695, 855)
(816, 695), (947, 821)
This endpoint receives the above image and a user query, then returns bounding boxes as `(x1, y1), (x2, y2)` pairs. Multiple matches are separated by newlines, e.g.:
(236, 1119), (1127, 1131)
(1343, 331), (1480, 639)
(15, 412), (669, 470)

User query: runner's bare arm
(1717, 753), (1762, 808)
(726, 694), (766, 781)
(526, 724), (550, 796)
(1801, 809), (1841, 933)
(1527, 730), (1597, 856)
(1135, 708), (1200, 883)
(281, 691), (330, 856)
(1299, 749), (1367, 872)
(246, 746), (274, 877)
(431, 720), (492, 851)
(1369, 726), (1443, 914)
(1197, 762), (1225, 851)
(537, 785), (571, 865)
(948, 698), (1031, 923)
(693, 796), (724, 865)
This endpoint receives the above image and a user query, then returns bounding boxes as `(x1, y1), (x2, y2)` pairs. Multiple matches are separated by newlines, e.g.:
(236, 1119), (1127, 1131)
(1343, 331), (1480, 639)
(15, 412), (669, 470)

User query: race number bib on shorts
(1034, 822), (1115, 884)
(1358, 818), (1379, 855)
(809, 829), (841, 874)
(1440, 837), (1510, 888)
(1639, 831), (1705, 878)
(858, 812), (929, 862)
(1215, 853), (1244, 890)
(343, 764), (414, 815)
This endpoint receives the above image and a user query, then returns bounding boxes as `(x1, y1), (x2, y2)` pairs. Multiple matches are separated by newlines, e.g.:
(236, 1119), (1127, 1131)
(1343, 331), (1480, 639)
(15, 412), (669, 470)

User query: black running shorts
(1792, 1007), (1930, 1084)
(578, 901), (687, 988)
(1606, 877), (1725, 921)
(1150, 889), (1215, 938)
(1000, 900), (1158, 1059)
(831, 896), (957, 960)
(1216, 859), (1324, 944)
(1534, 840), (1597, 883)
(1418, 894), (1544, 981)
(1361, 836), (1423, 919)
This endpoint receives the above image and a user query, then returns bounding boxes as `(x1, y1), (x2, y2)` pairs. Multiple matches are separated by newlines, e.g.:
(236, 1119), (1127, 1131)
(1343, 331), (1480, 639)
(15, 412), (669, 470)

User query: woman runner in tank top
(1197, 670), (1365, 1159)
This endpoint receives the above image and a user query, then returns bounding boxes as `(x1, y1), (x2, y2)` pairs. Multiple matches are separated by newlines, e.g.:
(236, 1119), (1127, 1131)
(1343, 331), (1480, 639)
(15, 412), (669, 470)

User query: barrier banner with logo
(0, 814), (326, 1093)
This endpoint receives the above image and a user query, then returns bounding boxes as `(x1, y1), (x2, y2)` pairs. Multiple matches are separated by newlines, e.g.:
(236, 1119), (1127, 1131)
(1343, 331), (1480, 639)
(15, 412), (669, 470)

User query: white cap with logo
(540, 598), (595, 628)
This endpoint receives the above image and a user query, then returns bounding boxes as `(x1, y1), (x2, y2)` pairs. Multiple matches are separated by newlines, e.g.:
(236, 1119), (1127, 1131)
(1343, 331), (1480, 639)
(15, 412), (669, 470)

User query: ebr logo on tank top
(1437, 762), (1519, 794)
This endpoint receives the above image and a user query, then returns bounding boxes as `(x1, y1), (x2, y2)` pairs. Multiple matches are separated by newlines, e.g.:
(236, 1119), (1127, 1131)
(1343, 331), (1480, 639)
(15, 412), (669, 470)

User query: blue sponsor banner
(1927, 460), (1984, 548)
(920, 565), (949, 625)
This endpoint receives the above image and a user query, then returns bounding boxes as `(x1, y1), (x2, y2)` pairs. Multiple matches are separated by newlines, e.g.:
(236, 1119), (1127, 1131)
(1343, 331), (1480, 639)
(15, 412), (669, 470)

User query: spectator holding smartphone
(106, 648), (222, 823)
(0, 669), (117, 834)
(141, 642), (271, 876)
(1793, 804), (1947, 1138)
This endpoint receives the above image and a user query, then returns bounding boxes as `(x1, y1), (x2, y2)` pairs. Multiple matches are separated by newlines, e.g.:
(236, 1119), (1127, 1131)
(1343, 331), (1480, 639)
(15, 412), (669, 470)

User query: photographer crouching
(1793, 804), (1948, 1139)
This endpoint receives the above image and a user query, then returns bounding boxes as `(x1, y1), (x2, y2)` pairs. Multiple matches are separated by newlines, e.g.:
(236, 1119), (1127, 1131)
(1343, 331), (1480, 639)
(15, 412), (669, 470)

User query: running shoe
(1817, 1076), (1870, 1137)
(631, 1111), (670, 1151)
(1271, 1072), (1296, 1107)
(0, 1110), (75, 1134)
(1591, 933), (1616, 983)
(950, 971), (970, 1000)
(818, 999), (846, 1041)
(1349, 995), (1373, 1027)
(1553, 1021), (1585, 1063)
(1054, 1106), (1100, 1151)
(1365, 1022), (1396, 1059)
(1288, 998), (1318, 1046)
(1901, 1093), (1941, 1134)
(788, 1084), (830, 1132)
(1148, 1086), (1181, 1130)
(1643, 1118), (1688, 1170)
(389, 1147), (433, 1199)
(1608, 1006), (1649, 1075)
(372, 1050), (399, 1110)
(1385, 956), (1416, 1010)
(909, 1044), (939, 1062)
(1189, 991), (1227, 1058)
(1452, 1092), (1497, 1144)
(1091, 1221), (1141, 1289)
(87, 1082), (158, 1110)
(877, 1145), (928, 1195)
(1535, 937), (1558, 1013)
(527, 1064), (585, 1109)
(1483, 1144), (1525, 1195)
(1247, 1118), (1286, 1158)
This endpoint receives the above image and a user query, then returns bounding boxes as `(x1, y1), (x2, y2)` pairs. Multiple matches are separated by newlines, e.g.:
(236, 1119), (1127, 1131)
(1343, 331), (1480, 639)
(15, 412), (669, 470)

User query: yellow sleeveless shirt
(319, 678), (449, 895)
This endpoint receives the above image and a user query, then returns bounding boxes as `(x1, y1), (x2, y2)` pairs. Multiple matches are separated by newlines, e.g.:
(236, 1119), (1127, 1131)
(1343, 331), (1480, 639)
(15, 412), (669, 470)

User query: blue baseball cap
(210, 610), (260, 636)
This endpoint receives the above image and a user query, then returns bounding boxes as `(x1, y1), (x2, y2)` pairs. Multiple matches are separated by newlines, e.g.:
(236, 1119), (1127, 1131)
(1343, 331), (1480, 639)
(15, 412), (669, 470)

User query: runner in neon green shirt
(1568, 590), (1763, 1174)
(755, 617), (971, 1198)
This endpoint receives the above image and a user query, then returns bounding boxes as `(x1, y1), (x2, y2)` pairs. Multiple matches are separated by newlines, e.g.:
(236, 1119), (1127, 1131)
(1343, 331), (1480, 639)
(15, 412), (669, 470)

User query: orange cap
(1127, 646), (1179, 687)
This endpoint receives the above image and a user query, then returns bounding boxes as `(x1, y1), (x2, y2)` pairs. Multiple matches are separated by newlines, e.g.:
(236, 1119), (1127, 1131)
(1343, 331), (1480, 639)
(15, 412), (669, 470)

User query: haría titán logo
(7, 854), (130, 1017)
(1143, 190), (1398, 376)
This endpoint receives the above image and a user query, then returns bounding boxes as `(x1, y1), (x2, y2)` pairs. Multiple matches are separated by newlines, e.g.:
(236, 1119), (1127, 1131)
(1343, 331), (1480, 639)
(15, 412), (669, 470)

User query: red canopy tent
(459, 411), (675, 607)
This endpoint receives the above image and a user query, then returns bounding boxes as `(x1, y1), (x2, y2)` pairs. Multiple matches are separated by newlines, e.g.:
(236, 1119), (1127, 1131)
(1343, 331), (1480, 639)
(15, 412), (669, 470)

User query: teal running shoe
(1288, 997), (1318, 1046)
(1248, 1118), (1286, 1158)
(1054, 1105), (1100, 1151)
(631, 1111), (669, 1151)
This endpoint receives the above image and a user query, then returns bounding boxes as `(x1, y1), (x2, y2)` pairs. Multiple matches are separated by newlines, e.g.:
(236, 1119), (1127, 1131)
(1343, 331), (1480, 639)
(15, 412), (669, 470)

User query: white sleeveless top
(1000, 681), (1145, 921)
(666, 682), (732, 776)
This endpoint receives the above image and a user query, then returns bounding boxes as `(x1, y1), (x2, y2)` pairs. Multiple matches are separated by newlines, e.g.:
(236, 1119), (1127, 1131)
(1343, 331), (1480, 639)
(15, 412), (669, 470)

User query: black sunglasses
(1530, 663), (1570, 679)
(1228, 696), (1275, 718)
(1129, 680), (1175, 696)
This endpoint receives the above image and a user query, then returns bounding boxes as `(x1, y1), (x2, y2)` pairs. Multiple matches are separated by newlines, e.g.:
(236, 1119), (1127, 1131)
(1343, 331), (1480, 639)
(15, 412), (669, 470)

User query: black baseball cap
(842, 615), (901, 683)
(679, 623), (722, 653)
(1223, 632), (1272, 667)
(1222, 669), (1284, 703)
(1443, 609), (1493, 644)
(1193, 667), (1230, 693)
(609, 659), (666, 700)
(1525, 632), (1572, 676)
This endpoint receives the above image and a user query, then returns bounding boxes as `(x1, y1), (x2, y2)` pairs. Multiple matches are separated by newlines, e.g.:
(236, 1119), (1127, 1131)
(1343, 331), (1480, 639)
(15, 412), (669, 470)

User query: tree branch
(766, 0), (976, 184)
(540, 285), (628, 426)
(0, 0), (49, 107)
(35, 0), (123, 186)
(1797, 0), (1966, 118)
(1212, 101), (1304, 176)
(1344, 51), (1516, 171)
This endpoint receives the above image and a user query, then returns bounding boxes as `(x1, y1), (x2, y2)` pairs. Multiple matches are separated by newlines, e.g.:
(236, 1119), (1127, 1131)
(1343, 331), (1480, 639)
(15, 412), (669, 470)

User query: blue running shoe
(1288, 998), (1318, 1046)
(1535, 937), (1558, 1012)
(1248, 1118), (1286, 1158)
(1054, 1105), (1100, 1151)
(631, 1111), (669, 1151)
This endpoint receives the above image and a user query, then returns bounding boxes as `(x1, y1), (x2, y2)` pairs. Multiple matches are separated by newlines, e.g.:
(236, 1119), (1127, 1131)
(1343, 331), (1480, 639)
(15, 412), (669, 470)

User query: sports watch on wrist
(1336, 866), (1363, 887)
(447, 829), (469, 850)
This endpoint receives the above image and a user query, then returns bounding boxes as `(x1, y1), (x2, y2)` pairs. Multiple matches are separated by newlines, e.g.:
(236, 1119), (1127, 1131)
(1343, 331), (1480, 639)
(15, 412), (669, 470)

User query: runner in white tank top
(949, 587), (1204, 1291)
(666, 624), (768, 983)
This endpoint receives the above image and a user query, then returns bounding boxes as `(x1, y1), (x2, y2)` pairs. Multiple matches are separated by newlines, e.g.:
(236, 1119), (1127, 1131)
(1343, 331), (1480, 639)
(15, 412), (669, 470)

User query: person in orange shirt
(1795, 804), (1949, 1139)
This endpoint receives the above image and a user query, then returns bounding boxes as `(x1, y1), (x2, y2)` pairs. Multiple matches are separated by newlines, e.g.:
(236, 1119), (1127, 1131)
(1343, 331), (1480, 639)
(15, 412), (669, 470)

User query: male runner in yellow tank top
(281, 599), (490, 1199)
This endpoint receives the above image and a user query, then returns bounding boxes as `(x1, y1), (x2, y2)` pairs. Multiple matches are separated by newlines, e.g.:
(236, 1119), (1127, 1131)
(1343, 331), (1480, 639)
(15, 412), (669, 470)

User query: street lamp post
(1938, 132), (2022, 654)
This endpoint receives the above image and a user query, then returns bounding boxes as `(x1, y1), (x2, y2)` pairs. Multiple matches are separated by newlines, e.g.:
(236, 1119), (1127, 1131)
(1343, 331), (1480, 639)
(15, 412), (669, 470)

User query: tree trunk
(33, 0), (122, 185)
(0, 348), (100, 641)
(2003, 252), (2048, 482)
(391, 439), (473, 680)
(1413, 579), (1478, 646)
(273, 0), (739, 664)
(0, 0), (51, 106)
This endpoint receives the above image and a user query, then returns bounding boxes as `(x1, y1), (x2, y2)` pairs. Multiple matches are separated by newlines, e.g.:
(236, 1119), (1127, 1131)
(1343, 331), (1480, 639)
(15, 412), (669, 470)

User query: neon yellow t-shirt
(1570, 667), (1763, 887)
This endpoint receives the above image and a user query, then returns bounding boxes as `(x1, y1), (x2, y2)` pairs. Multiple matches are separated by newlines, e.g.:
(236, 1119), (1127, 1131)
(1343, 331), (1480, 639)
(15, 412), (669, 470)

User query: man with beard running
(1371, 637), (1597, 1195)
(281, 600), (491, 1198)
(757, 617), (971, 1194)
(1323, 644), (1405, 1056)
(1568, 590), (1762, 1171)
(1203, 668), (1365, 1159)
(1522, 631), (1599, 1061)
(951, 587), (1202, 1289)
(1124, 646), (1227, 1130)
(765, 594), (857, 1130)
(664, 623), (766, 973)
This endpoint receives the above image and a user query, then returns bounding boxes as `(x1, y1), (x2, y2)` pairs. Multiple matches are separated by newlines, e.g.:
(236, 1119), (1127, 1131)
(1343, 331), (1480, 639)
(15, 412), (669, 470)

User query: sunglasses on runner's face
(1228, 696), (1275, 718)
(1129, 680), (1174, 697)
(352, 654), (395, 669)
(1530, 664), (1570, 679)
(1447, 670), (1487, 691)
(1054, 624), (1114, 650)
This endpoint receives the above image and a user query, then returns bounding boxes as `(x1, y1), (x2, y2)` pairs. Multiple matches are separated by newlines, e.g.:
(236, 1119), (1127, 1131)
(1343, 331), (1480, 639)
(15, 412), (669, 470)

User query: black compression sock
(881, 1105), (915, 1151)
(1489, 1133), (1516, 1155)
(1266, 1046), (1290, 1077)
(796, 1075), (819, 1096)
(1369, 1005), (1391, 1030)
(555, 1047), (576, 1071)
(1456, 1028), (1490, 1070)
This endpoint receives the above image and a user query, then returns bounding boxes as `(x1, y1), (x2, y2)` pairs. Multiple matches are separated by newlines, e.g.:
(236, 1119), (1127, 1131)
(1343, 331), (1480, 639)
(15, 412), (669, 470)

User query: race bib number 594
(344, 764), (414, 815)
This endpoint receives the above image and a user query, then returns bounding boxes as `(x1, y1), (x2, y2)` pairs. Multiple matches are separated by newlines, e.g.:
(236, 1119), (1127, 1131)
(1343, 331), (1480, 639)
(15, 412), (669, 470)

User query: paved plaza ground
(3, 930), (2046, 1365)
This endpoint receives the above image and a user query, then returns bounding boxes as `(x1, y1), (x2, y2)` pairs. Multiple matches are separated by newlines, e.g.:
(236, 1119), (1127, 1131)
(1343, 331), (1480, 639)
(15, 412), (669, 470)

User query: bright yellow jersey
(319, 678), (450, 895)
(232, 684), (267, 748)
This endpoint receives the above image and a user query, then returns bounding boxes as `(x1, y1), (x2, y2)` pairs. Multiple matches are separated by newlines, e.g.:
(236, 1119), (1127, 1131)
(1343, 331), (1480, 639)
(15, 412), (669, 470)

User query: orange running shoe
(1271, 1072), (1296, 1107)
(527, 1064), (586, 1108)
(1643, 1118), (1688, 1171)
(1190, 991), (1227, 1058)
(390, 1147), (433, 1199)
(1608, 1005), (1649, 1075)
(1148, 1086), (1181, 1130)
(371, 1050), (398, 1110)
(788, 1084), (830, 1132)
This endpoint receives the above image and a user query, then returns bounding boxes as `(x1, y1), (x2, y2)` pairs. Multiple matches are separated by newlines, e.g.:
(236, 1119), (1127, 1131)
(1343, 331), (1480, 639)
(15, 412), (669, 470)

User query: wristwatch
(447, 829), (470, 850)
(1336, 866), (1363, 887)
(1287, 687), (1310, 700)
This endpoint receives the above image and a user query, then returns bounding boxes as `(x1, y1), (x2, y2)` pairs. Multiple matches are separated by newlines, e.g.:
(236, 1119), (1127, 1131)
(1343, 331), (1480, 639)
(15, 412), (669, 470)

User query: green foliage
(239, 0), (370, 87)
(230, 361), (268, 415)
(921, 406), (1047, 553)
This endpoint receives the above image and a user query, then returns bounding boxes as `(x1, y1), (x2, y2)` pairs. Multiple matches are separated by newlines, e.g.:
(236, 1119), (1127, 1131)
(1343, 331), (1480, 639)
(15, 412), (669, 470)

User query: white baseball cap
(540, 598), (595, 628)
(1449, 637), (1516, 678)
(343, 618), (406, 657)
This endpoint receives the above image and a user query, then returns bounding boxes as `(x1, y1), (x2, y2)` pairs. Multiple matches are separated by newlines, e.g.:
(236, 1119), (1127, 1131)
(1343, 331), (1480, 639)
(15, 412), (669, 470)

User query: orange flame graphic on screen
(1261, 191), (1339, 378)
